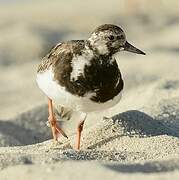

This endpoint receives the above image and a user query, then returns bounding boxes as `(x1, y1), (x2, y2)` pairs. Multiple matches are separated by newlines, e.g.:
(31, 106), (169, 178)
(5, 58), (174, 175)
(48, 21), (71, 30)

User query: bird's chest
(83, 59), (120, 86)
(54, 55), (123, 101)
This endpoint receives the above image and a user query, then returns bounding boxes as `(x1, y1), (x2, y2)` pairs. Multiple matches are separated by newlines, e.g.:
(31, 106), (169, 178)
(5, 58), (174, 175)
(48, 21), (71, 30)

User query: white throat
(95, 41), (109, 55)
(88, 35), (109, 55)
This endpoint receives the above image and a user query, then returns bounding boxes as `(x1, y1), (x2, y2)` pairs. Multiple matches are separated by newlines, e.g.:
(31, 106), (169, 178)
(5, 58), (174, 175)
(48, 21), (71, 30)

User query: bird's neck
(86, 40), (114, 59)
(84, 41), (116, 66)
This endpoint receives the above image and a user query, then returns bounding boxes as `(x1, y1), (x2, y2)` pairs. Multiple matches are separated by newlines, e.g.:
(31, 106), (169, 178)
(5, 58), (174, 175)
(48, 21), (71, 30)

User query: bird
(36, 24), (145, 150)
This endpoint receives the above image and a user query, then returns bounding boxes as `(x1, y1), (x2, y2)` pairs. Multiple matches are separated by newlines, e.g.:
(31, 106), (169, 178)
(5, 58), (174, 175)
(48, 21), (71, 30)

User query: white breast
(36, 67), (122, 112)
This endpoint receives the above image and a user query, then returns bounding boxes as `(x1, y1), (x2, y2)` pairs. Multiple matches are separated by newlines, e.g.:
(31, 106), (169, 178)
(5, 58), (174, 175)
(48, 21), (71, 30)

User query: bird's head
(88, 24), (145, 56)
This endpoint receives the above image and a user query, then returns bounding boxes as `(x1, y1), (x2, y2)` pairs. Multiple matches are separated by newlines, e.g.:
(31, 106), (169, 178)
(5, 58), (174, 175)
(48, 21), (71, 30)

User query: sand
(0, 79), (179, 179)
(1, 0), (179, 179)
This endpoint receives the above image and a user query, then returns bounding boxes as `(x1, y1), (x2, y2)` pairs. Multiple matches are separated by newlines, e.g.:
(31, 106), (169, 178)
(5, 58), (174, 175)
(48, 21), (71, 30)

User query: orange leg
(48, 98), (68, 141)
(76, 113), (87, 150)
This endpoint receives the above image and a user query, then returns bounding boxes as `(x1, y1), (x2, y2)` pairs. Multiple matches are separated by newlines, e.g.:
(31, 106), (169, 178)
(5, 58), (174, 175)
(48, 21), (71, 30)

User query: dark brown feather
(37, 40), (124, 103)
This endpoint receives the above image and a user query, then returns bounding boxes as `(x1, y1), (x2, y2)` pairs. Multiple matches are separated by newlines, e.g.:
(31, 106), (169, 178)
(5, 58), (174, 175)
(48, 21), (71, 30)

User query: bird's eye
(108, 35), (115, 40)
(117, 35), (124, 39)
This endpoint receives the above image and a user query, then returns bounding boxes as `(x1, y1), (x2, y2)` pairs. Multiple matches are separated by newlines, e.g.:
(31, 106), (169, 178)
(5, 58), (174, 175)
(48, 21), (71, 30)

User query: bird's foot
(48, 116), (68, 141)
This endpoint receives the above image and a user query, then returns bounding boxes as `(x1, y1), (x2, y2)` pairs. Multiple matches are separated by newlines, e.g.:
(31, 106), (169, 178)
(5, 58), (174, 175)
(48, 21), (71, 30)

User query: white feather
(89, 32), (109, 55)
(70, 48), (93, 81)
(96, 42), (109, 55)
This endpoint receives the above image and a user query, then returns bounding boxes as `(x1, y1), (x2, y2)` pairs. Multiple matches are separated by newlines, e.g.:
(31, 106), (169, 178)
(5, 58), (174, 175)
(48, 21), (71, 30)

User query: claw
(55, 126), (68, 139)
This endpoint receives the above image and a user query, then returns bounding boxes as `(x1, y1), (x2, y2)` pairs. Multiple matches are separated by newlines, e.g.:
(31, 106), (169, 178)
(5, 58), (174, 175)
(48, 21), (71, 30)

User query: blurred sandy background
(0, 0), (179, 119)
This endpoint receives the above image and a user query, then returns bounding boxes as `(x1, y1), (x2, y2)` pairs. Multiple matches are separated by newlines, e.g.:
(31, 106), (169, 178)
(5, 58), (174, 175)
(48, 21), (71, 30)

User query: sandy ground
(0, 0), (179, 179)
(0, 90), (179, 179)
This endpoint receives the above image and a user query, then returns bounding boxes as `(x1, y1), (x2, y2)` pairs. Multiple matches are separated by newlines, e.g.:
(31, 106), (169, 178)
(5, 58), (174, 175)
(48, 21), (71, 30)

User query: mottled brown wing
(37, 42), (71, 73)
(37, 40), (85, 73)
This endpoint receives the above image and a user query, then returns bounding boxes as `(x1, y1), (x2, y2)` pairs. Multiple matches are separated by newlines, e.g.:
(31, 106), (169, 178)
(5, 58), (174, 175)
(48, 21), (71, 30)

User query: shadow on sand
(104, 159), (179, 173)
(0, 105), (50, 146)
(112, 110), (179, 137)
(88, 109), (179, 150)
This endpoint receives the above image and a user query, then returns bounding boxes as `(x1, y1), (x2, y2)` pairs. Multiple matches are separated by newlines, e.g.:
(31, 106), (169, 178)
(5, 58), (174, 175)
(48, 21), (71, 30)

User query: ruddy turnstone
(36, 24), (145, 150)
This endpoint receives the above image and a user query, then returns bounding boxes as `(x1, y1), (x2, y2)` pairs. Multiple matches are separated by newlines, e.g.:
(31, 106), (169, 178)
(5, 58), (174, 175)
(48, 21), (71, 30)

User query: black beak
(124, 41), (146, 55)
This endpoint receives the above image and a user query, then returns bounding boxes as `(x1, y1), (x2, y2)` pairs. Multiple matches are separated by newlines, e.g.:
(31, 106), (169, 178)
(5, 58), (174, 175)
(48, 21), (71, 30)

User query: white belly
(36, 67), (122, 112)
